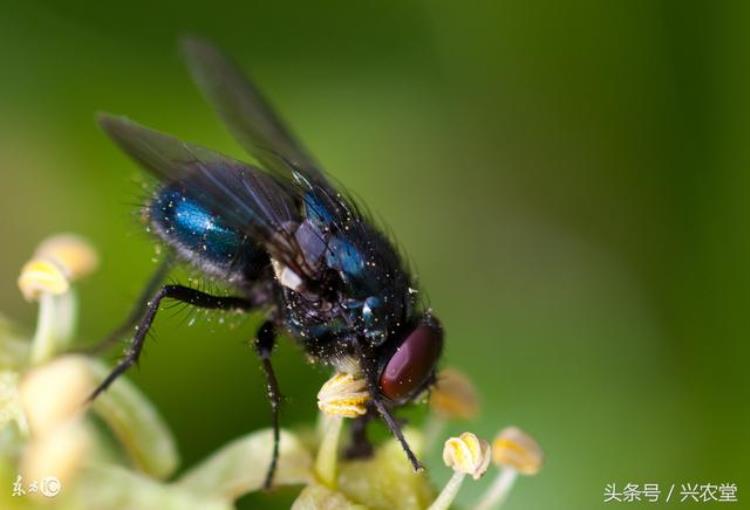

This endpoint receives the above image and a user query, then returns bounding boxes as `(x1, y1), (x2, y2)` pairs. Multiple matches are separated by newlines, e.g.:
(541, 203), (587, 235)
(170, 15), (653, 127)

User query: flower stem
(314, 415), (343, 488)
(30, 292), (75, 365)
(475, 468), (518, 510)
(422, 415), (446, 452)
(428, 471), (466, 510)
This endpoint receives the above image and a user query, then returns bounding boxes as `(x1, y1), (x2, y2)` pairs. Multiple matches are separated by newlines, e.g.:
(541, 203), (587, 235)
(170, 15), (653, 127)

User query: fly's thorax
(324, 234), (413, 345)
(272, 213), (418, 353)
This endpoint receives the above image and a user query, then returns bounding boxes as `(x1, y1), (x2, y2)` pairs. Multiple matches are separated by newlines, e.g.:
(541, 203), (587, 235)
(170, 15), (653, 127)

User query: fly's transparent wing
(181, 36), (326, 185)
(98, 113), (310, 274)
(181, 37), (372, 238)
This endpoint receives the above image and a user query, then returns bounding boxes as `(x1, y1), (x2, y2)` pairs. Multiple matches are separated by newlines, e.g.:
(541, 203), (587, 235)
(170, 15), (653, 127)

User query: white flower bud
(21, 419), (90, 489)
(20, 356), (94, 436)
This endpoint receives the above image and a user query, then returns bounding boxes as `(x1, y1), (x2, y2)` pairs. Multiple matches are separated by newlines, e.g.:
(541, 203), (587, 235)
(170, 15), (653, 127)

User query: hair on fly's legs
(87, 284), (254, 402)
(76, 253), (176, 355)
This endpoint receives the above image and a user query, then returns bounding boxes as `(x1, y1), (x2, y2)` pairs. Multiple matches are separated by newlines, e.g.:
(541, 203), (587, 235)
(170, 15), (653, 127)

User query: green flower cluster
(0, 234), (542, 510)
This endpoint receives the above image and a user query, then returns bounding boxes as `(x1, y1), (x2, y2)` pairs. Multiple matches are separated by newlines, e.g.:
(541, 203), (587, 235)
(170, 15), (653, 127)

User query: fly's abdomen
(147, 184), (268, 282)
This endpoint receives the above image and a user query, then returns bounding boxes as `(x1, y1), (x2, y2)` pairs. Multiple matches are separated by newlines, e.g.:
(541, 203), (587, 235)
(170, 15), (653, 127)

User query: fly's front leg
(353, 337), (423, 472)
(370, 396), (422, 471)
(87, 284), (253, 402)
(253, 320), (282, 489)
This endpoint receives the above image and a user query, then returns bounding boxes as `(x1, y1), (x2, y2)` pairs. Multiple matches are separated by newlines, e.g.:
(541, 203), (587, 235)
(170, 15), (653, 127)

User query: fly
(88, 37), (444, 489)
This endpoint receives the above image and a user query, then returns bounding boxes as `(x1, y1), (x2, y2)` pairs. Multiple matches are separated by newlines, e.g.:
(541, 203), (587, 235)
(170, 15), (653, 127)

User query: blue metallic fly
(89, 37), (444, 488)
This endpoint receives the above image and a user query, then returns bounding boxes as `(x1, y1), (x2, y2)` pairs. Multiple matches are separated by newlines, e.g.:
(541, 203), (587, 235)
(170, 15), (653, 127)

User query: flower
(475, 426), (544, 510)
(1, 234), (182, 508)
(17, 234), (98, 366)
(0, 234), (544, 510)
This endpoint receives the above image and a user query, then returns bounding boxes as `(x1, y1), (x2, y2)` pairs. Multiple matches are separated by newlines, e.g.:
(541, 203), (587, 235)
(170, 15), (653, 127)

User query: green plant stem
(428, 471), (466, 510)
(422, 415), (446, 452)
(30, 292), (76, 365)
(475, 468), (518, 510)
(315, 415), (344, 488)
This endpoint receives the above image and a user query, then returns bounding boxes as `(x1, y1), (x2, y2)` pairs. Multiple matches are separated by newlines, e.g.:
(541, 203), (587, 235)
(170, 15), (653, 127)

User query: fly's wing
(178, 39), (394, 283)
(181, 36), (326, 186)
(98, 113), (313, 277)
(181, 37), (362, 237)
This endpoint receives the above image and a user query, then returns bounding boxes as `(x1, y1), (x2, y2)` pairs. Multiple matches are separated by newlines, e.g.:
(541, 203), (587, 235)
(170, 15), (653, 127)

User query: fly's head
(373, 313), (444, 405)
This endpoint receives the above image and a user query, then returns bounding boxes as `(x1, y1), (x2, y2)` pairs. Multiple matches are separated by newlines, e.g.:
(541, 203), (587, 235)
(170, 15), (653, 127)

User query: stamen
(492, 426), (543, 475)
(315, 372), (371, 488)
(18, 235), (98, 364)
(34, 234), (99, 283)
(475, 426), (543, 510)
(443, 432), (492, 480)
(317, 372), (370, 418)
(429, 368), (479, 421)
(314, 414), (344, 488)
(17, 259), (69, 302)
(428, 432), (491, 510)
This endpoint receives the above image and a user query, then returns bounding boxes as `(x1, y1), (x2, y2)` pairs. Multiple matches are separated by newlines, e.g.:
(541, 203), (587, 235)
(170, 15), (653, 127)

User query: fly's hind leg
(87, 284), (253, 402)
(78, 253), (175, 354)
(253, 320), (283, 489)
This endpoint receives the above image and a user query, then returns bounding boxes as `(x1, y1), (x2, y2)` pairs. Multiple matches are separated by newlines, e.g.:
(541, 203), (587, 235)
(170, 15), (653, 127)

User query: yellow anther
(34, 234), (99, 282)
(317, 372), (370, 418)
(429, 368), (479, 420)
(17, 258), (70, 301)
(492, 426), (543, 475)
(442, 432), (491, 480)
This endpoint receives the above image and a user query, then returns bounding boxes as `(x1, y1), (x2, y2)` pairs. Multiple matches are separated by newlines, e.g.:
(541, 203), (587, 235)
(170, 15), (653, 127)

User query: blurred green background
(1, 1), (748, 508)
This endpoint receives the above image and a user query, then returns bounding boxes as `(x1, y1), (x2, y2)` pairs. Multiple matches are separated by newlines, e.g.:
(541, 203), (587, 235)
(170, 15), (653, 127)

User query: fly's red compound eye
(378, 318), (443, 402)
